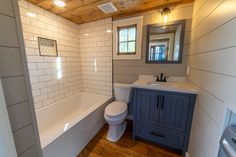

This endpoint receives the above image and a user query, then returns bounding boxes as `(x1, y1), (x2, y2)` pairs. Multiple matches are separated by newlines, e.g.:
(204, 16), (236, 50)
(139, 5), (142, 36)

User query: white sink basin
(147, 82), (178, 88)
(132, 78), (198, 94)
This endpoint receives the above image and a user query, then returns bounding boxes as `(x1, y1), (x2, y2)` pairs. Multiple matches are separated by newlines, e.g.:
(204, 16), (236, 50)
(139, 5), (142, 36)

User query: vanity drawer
(135, 123), (184, 148)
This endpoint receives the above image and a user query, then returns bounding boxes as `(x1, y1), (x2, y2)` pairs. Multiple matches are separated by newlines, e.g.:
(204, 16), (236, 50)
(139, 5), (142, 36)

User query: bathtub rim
(35, 92), (113, 149)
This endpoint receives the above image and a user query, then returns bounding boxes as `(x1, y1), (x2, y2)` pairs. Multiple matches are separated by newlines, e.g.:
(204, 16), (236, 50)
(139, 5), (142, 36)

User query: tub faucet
(155, 73), (167, 82)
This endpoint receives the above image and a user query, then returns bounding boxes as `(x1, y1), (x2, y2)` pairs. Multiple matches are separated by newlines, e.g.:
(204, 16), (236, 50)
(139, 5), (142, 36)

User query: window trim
(113, 16), (143, 60)
(117, 24), (137, 55)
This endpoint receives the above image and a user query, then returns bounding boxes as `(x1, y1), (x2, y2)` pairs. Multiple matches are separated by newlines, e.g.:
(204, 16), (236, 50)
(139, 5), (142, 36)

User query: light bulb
(163, 15), (168, 24)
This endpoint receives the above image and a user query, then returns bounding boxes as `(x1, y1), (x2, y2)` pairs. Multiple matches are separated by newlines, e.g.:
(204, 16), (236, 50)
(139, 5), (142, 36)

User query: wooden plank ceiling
(25, 0), (194, 24)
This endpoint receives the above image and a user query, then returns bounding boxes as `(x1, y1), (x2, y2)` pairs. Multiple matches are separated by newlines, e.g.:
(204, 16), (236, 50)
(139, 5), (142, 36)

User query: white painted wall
(0, 79), (17, 157)
(142, 3), (193, 25)
(187, 0), (236, 156)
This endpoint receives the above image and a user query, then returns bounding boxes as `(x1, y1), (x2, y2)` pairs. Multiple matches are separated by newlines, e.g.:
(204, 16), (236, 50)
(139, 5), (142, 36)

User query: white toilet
(104, 83), (131, 142)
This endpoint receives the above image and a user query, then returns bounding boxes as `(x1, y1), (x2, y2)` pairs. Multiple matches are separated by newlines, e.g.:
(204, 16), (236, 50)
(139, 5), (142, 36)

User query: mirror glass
(146, 20), (186, 63)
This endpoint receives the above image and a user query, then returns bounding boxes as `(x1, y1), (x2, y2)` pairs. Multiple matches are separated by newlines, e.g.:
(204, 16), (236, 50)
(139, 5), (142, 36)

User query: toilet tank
(114, 83), (131, 103)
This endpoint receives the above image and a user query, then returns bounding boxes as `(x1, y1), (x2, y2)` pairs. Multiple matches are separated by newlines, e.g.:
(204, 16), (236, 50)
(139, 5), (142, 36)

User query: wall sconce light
(161, 7), (171, 28)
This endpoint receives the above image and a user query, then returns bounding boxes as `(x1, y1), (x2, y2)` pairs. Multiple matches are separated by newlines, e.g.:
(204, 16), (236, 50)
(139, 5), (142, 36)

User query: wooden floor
(77, 124), (181, 157)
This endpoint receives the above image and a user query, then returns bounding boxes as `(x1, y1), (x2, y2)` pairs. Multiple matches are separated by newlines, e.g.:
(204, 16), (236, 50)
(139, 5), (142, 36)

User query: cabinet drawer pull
(157, 95), (160, 109)
(150, 132), (165, 138)
(161, 96), (165, 110)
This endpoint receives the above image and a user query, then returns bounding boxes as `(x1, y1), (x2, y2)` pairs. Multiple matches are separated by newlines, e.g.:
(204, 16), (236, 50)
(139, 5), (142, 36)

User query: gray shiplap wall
(0, 0), (42, 157)
(113, 19), (192, 83)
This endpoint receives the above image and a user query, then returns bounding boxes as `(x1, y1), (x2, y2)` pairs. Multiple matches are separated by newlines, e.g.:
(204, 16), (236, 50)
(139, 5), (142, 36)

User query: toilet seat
(104, 111), (127, 124)
(105, 101), (127, 118)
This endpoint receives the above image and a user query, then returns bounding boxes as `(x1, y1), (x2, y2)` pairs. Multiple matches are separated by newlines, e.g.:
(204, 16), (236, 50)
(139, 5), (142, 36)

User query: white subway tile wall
(19, 0), (112, 110)
(19, 0), (82, 110)
(78, 19), (112, 96)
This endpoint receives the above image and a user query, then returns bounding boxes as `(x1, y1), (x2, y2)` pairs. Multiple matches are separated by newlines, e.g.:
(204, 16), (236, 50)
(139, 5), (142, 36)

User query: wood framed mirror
(146, 20), (186, 64)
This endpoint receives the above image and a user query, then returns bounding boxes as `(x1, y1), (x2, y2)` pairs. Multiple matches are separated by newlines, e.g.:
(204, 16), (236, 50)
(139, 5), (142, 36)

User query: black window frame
(117, 24), (137, 55)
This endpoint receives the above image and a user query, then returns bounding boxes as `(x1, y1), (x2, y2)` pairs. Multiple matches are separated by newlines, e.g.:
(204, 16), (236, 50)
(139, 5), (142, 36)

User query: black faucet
(156, 73), (167, 82)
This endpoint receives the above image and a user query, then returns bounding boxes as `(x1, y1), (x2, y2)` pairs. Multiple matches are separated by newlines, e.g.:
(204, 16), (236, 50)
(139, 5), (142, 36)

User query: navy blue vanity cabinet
(158, 93), (190, 132)
(136, 90), (160, 126)
(132, 88), (196, 156)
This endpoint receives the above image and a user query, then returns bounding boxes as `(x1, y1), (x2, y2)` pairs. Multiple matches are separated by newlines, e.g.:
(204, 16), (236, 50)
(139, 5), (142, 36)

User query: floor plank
(78, 124), (181, 157)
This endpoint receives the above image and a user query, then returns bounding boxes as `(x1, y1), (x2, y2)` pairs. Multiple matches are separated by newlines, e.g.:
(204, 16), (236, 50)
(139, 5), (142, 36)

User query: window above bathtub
(113, 16), (143, 60)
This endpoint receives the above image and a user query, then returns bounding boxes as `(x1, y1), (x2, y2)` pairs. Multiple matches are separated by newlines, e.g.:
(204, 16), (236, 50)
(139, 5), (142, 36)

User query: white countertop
(132, 80), (198, 94)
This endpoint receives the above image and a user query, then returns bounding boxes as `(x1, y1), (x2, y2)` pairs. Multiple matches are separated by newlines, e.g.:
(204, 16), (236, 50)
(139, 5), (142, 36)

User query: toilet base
(106, 121), (127, 142)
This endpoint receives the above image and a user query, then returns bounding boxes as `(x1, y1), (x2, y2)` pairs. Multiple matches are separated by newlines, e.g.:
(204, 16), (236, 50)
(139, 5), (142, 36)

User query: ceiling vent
(98, 2), (118, 14)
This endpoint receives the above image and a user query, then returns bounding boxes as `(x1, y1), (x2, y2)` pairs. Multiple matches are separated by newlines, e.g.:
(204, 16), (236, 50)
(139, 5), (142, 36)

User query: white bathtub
(35, 92), (112, 157)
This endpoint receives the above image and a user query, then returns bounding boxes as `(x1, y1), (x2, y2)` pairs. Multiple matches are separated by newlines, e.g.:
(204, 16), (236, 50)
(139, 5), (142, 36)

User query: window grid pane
(119, 42), (128, 53)
(119, 29), (128, 42)
(128, 41), (136, 52)
(118, 25), (136, 54)
(128, 27), (136, 41)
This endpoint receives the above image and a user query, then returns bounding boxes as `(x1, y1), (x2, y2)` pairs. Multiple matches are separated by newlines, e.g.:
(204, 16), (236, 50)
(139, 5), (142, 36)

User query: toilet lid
(105, 102), (127, 116)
